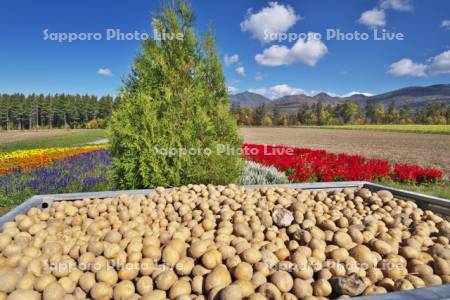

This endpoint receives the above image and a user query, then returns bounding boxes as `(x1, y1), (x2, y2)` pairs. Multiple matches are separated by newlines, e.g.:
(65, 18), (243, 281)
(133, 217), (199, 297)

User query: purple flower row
(0, 150), (112, 201)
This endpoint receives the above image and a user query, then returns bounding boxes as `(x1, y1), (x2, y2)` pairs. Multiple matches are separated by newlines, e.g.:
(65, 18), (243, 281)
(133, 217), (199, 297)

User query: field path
(0, 129), (86, 144)
(240, 127), (450, 176)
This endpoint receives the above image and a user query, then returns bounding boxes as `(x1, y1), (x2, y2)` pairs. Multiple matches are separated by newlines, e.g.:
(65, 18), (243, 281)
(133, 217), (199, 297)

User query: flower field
(0, 143), (446, 205)
(243, 144), (444, 184)
(0, 147), (111, 205)
(0, 146), (105, 175)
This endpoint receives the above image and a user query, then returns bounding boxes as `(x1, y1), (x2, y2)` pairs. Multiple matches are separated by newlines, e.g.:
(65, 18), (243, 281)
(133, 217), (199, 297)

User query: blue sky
(1, 0), (449, 98)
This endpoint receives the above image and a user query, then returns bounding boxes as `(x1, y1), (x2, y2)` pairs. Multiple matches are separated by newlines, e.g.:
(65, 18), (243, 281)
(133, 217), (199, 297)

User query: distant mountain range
(230, 84), (450, 111)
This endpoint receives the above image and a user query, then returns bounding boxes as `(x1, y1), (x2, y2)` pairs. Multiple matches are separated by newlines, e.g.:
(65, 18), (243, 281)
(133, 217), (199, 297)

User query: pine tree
(253, 104), (267, 126)
(109, 1), (243, 188)
(365, 100), (376, 124)
(272, 106), (281, 126)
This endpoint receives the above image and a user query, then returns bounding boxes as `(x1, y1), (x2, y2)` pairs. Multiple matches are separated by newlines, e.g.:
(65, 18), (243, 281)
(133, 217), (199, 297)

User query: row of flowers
(0, 146), (104, 175)
(0, 144), (444, 204)
(242, 144), (444, 184)
(0, 149), (111, 205)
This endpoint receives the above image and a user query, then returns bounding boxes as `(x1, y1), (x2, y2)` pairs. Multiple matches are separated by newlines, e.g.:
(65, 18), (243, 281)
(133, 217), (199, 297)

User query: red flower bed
(243, 144), (443, 184)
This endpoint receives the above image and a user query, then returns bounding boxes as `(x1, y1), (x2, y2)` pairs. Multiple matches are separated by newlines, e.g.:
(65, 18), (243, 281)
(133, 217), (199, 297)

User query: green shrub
(86, 118), (108, 129)
(109, 1), (242, 189)
(239, 161), (290, 185)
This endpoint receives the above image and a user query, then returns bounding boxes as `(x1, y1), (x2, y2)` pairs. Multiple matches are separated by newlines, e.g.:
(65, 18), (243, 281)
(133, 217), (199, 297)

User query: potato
(270, 271), (293, 292)
(363, 285), (387, 295)
(233, 262), (253, 281)
(43, 282), (66, 300)
(241, 248), (262, 264)
(410, 263), (434, 276)
(233, 222), (253, 240)
(90, 282), (113, 300)
(136, 276), (153, 295)
(141, 290), (166, 300)
(192, 276), (204, 295)
(371, 240), (392, 256)
(114, 280), (135, 299)
(96, 268), (118, 285)
(205, 265), (232, 291)
(421, 274), (442, 286)
(162, 246), (180, 265)
(142, 246), (161, 260)
(202, 250), (222, 269)
(140, 258), (155, 276)
(252, 272), (267, 288)
(394, 279), (414, 291)
(118, 264), (139, 281)
(293, 278), (313, 298)
(16, 273), (34, 290)
(34, 274), (57, 292)
(333, 232), (355, 250)
(233, 280), (254, 297)
(313, 279), (332, 297)
(399, 246), (419, 259)
(257, 283), (282, 300)
(169, 280), (191, 299)
(7, 289), (40, 300)
(0, 271), (19, 293)
(330, 248), (349, 263)
(78, 272), (96, 293)
(405, 275), (425, 288)
(155, 270), (178, 290)
(219, 284), (242, 300)
(434, 257), (450, 276)
(58, 277), (76, 294)
(350, 245), (377, 268)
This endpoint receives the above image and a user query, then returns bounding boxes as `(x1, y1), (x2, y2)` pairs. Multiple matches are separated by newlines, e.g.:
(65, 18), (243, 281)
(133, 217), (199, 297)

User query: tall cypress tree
(109, 0), (242, 188)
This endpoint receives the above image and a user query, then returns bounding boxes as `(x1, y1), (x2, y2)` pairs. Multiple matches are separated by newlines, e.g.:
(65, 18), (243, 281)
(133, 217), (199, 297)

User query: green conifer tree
(109, 1), (243, 188)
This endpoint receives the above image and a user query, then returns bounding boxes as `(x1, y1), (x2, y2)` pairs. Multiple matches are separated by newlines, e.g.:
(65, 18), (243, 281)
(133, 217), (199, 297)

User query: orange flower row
(0, 146), (105, 175)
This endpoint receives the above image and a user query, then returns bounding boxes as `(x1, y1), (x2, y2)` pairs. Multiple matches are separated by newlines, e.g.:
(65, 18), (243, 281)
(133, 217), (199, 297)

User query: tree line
(0, 94), (115, 130)
(232, 100), (450, 126)
(1, 93), (449, 130)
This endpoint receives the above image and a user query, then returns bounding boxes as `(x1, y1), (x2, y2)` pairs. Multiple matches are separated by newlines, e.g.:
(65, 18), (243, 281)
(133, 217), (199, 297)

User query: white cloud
(97, 68), (113, 77)
(358, 9), (386, 28)
(358, 0), (413, 29)
(227, 86), (239, 95)
(380, 0), (413, 11)
(387, 58), (427, 77)
(441, 20), (450, 30)
(255, 33), (328, 67)
(224, 54), (239, 66)
(254, 73), (264, 81)
(235, 66), (245, 76)
(387, 51), (450, 77)
(341, 91), (374, 97)
(240, 2), (300, 43)
(250, 84), (306, 99)
(428, 50), (450, 75)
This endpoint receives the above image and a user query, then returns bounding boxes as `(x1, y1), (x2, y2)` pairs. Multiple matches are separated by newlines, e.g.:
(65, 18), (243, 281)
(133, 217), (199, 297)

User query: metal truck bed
(1, 181), (449, 299)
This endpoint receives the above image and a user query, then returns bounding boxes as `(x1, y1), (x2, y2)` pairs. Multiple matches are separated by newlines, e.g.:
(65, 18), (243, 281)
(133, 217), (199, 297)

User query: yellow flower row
(0, 146), (99, 160)
(0, 146), (105, 175)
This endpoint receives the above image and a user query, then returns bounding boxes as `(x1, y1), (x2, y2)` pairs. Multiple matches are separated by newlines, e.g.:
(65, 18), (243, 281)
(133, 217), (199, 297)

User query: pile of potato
(0, 185), (449, 300)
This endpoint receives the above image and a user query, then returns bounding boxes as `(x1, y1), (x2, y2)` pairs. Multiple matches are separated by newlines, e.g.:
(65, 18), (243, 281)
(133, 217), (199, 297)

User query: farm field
(240, 127), (450, 176)
(1, 127), (449, 216)
(0, 129), (107, 152)
(298, 124), (450, 134)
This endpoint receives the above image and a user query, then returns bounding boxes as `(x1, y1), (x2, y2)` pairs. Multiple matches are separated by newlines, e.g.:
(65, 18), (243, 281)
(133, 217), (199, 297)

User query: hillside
(230, 84), (450, 111)
(229, 91), (270, 108)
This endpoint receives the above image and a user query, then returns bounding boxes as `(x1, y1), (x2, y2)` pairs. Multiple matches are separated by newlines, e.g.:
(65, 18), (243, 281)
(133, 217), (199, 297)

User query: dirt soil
(240, 127), (450, 176)
(0, 129), (85, 144)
